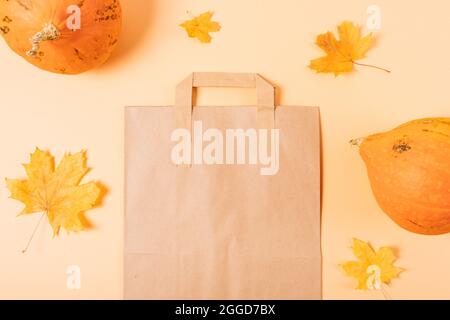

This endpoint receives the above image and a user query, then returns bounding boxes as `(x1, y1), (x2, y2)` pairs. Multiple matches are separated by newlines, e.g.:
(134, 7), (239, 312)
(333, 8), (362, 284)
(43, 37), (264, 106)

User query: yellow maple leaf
(6, 148), (102, 236)
(310, 21), (389, 75)
(180, 11), (221, 43)
(341, 238), (404, 290)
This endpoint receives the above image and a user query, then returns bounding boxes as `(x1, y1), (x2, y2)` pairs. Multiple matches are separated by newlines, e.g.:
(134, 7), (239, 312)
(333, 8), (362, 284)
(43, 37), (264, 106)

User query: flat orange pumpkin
(0, 0), (122, 74)
(357, 118), (450, 235)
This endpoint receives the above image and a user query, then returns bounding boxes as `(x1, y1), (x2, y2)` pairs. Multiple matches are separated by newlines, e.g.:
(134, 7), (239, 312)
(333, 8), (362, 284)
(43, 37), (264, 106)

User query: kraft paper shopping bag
(125, 73), (321, 299)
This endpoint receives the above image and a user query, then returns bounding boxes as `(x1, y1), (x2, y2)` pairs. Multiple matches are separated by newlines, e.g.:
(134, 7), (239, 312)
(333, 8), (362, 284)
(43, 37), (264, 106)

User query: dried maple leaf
(341, 238), (404, 290)
(310, 21), (389, 75)
(6, 148), (101, 236)
(180, 11), (221, 43)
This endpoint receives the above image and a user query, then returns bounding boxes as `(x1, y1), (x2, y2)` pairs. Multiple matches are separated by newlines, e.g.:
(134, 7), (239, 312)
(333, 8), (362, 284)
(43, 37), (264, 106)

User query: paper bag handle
(175, 73), (275, 131)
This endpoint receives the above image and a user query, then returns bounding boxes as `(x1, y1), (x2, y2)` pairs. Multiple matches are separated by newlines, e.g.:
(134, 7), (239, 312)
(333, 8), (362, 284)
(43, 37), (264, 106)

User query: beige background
(0, 0), (449, 299)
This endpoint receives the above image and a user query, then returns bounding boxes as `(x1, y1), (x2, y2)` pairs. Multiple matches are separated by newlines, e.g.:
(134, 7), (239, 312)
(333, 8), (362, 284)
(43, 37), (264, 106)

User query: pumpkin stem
(26, 23), (61, 57)
(350, 138), (365, 147)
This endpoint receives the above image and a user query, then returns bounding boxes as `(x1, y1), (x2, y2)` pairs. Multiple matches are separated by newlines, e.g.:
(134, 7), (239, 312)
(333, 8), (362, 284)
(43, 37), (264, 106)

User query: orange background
(0, 0), (449, 299)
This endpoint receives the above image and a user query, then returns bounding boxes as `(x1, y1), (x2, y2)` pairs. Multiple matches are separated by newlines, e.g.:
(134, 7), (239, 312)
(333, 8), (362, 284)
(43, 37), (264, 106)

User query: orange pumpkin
(356, 118), (450, 235)
(0, 0), (122, 74)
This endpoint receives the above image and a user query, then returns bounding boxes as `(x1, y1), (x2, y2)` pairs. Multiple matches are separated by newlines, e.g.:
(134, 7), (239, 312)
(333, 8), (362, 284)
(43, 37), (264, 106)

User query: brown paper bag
(125, 73), (321, 299)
